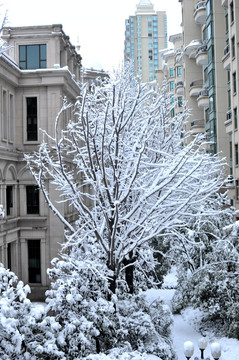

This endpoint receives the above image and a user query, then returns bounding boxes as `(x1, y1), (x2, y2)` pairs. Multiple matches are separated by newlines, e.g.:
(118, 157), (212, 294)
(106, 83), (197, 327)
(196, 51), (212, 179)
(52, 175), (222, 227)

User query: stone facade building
(0, 24), (106, 300)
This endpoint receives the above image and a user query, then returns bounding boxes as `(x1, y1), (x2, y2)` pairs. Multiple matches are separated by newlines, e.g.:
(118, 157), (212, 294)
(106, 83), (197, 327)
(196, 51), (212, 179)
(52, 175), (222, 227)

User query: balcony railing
(196, 45), (207, 56)
(194, 1), (207, 24)
(176, 81), (184, 88)
(176, 49), (182, 55)
(224, 44), (230, 56)
(226, 109), (232, 121)
(190, 80), (203, 88)
(194, 0), (206, 11)
(198, 89), (209, 98)
(191, 119), (204, 128)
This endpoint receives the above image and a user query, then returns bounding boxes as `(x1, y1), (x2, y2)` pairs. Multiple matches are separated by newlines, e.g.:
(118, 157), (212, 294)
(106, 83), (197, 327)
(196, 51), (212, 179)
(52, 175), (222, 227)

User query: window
(228, 71), (231, 109)
(229, 132), (232, 173)
(177, 66), (182, 77)
(235, 144), (239, 165)
(6, 186), (13, 216)
(178, 96), (183, 107)
(230, 1), (234, 23)
(233, 72), (237, 93)
(26, 185), (39, 214)
(171, 108), (175, 118)
(169, 81), (174, 91)
(236, 180), (239, 200)
(2, 90), (7, 140)
(7, 243), (11, 270)
(234, 107), (238, 129)
(232, 36), (235, 58)
(9, 94), (14, 142)
(19, 44), (46, 69)
(169, 67), (174, 77)
(28, 240), (41, 283)
(26, 97), (37, 141)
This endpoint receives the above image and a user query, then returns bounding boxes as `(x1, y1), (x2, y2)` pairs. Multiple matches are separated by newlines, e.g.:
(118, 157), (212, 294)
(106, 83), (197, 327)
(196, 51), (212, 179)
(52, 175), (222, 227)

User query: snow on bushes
(0, 263), (33, 359)
(43, 243), (176, 359)
(171, 200), (239, 339)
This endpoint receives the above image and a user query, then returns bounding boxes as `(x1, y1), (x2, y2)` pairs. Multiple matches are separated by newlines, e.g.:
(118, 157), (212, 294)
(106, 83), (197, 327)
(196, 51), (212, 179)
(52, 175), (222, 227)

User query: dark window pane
(26, 185), (39, 214)
(6, 186), (13, 216)
(7, 243), (11, 270)
(27, 97), (37, 141)
(28, 240), (41, 283)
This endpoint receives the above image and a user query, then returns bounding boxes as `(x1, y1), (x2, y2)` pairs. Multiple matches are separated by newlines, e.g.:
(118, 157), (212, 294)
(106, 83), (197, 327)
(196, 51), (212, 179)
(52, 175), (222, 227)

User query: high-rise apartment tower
(124, 0), (167, 82)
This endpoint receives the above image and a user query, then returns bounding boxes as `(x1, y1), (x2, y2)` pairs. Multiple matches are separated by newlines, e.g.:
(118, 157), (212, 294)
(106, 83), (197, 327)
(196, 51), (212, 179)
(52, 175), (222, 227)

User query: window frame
(177, 66), (182, 77)
(19, 44), (47, 70)
(6, 185), (13, 217)
(233, 72), (237, 94)
(230, 1), (234, 23)
(28, 239), (41, 283)
(234, 107), (238, 129)
(26, 185), (40, 215)
(235, 143), (239, 166)
(24, 95), (39, 143)
(2, 89), (8, 141)
(169, 67), (174, 78)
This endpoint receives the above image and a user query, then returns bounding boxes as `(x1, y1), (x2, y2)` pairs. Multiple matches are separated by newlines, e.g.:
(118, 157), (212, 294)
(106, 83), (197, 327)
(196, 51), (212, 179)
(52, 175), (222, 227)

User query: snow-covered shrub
(44, 250), (115, 358)
(0, 263), (67, 359)
(172, 209), (239, 339)
(42, 238), (175, 359)
(83, 347), (162, 359)
(114, 292), (175, 359)
(0, 263), (33, 359)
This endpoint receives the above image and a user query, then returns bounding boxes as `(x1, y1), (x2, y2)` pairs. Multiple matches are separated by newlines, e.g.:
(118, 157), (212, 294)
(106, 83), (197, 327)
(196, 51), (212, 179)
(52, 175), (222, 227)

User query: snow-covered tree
(0, 264), (33, 359)
(0, 7), (9, 55)
(25, 64), (226, 295)
(170, 194), (239, 338)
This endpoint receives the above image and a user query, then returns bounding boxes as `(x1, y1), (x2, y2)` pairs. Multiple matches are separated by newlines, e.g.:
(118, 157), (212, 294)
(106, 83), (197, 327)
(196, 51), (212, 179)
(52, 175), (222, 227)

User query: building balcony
(222, 44), (230, 70)
(221, 0), (228, 8)
(184, 40), (202, 58)
(224, 109), (232, 128)
(194, 1), (207, 24)
(190, 119), (205, 134)
(197, 89), (209, 108)
(189, 80), (203, 97)
(176, 81), (184, 95)
(195, 45), (208, 66)
(175, 49), (183, 64)
(225, 175), (234, 187)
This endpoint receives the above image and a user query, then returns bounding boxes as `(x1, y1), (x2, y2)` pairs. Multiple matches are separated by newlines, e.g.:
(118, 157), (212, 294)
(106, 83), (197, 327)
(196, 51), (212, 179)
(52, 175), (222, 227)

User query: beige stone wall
(0, 25), (83, 300)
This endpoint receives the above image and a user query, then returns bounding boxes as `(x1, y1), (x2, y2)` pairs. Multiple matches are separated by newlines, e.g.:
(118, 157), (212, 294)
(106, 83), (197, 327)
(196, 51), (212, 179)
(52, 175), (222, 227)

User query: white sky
(2, 0), (182, 71)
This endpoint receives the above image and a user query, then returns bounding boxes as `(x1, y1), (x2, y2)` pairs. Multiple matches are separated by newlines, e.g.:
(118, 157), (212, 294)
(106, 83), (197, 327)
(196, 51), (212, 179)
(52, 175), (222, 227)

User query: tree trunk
(107, 257), (116, 299)
(123, 251), (136, 294)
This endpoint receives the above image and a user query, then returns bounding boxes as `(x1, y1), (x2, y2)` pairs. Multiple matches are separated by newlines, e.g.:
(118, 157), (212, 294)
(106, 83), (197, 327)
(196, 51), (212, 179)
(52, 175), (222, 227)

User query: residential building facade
(124, 0), (167, 82)
(157, 1), (239, 207)
(0, 24), (88, 300)
(157, 34), (188, 120)
(221, 0), (239, 206)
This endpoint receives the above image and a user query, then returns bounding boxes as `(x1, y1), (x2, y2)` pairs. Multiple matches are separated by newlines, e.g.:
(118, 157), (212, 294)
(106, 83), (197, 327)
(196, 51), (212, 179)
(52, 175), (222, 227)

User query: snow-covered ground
(148, 268), (239, 360)
(32, 268), (239, 359)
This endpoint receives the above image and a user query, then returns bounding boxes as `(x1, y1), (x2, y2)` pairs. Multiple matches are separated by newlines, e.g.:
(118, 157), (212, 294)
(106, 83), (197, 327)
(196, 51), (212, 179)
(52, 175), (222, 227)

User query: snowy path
(147, 289), (205, 360)
(146, 288), (239, 360)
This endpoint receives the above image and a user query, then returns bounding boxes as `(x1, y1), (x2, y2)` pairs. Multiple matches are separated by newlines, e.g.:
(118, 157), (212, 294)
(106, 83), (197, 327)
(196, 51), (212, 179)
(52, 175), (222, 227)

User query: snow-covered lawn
(32, 268), (239, 359)
(145, 267), (239, 360)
